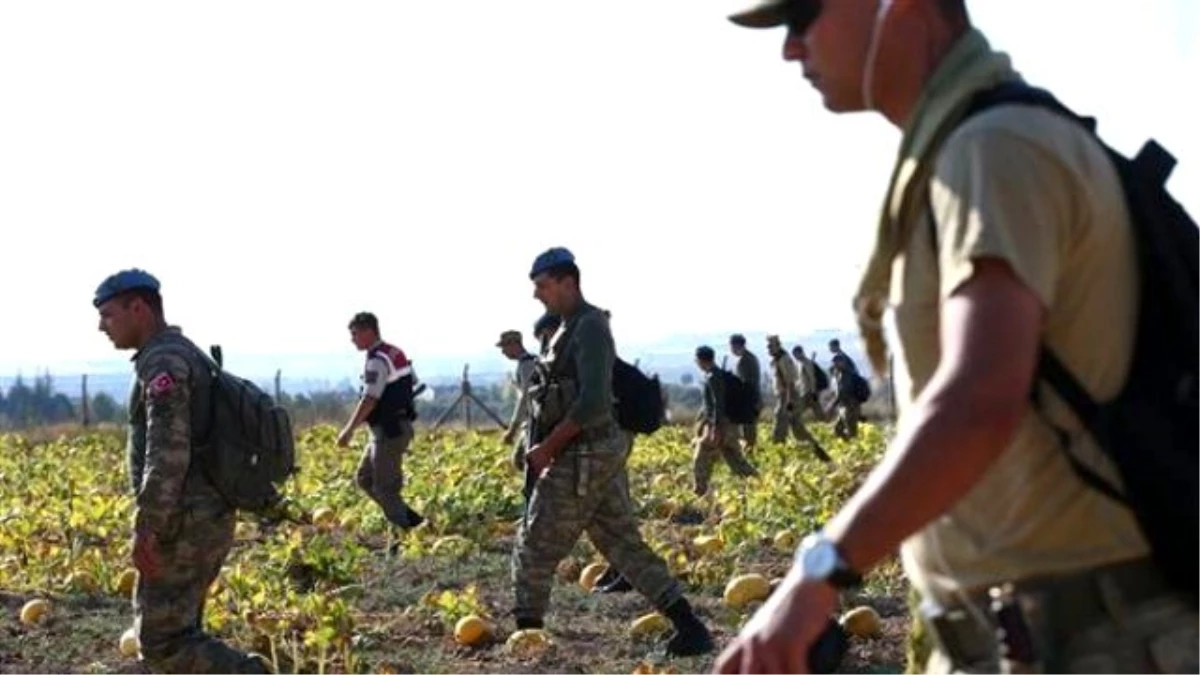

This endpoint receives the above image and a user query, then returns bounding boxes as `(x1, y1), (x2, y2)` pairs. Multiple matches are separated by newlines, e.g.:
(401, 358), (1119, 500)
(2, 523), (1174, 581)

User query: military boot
(592, 569), (634, 594)
(661, 598), (714, 657)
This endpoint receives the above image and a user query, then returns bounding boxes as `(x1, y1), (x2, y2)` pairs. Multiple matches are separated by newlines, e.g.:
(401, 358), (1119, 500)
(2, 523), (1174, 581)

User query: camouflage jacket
(127, 327), (224, 538)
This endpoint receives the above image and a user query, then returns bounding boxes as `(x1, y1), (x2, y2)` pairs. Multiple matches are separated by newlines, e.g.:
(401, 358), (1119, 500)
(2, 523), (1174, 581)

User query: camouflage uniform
(127, 327), (267, 674)
(512, 302), (687, 623)
(793, 351), (827, 421)
(732, 349), (762, 449)
(506, 350), (539, 471)
(693, 367), (758, 496)
(829, 358), (861, 440)
(768, 344), (832, 463)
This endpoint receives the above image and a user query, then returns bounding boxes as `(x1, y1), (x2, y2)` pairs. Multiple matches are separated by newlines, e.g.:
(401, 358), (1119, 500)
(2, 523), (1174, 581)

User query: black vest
(364, 341), (416, 437)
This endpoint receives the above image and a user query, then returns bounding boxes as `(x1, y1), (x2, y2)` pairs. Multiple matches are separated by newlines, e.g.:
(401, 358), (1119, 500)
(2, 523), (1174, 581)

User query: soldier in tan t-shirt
(767, 335), (832, 463)
(717, 2), (1197, 674)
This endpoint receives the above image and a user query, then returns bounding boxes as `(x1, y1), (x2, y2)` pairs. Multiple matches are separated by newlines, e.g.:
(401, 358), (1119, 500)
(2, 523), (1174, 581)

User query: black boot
(403, 507), (425, 529)
(661, 597), (714, 657)
(592, 567), (621, 589)
(594, 573), (634, 594)
(515, 617), (544, 630)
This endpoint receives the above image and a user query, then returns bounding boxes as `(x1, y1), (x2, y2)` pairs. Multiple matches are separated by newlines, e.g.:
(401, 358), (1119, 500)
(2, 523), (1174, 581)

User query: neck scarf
(853, 28), (1020, 374)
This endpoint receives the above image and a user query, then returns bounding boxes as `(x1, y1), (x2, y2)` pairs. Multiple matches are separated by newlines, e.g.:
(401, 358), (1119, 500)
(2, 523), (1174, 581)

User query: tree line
(0, 372), (709, 431)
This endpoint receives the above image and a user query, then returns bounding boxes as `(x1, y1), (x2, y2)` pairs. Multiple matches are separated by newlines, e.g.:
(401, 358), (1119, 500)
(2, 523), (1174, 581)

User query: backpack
(812, 362), (830, 392)
(718, 369), (759, 425)
(947, 81), (1199, 603)
(612, 357), (665, 435)
(197, 346), (298, 514)
(848, 372), (871, 404)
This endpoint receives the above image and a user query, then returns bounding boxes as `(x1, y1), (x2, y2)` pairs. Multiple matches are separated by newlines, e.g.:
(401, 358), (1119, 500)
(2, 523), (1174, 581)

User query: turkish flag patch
(147, 372), (176, 398)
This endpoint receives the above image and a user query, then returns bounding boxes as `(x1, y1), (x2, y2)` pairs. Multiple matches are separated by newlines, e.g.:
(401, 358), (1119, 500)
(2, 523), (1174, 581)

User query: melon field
(0, 422), (912, 674)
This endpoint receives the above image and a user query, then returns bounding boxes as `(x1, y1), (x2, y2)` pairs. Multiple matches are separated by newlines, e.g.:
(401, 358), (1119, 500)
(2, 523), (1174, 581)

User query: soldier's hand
(713, 567), (838, 674)
(336, 426), (353, 448)
(502, 428), (516, 445)
(132, 530), (163, 581)
(526, 443), (553, 480)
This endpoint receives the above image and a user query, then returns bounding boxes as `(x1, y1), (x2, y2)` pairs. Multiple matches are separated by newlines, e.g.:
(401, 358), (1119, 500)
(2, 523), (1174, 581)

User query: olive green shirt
(545, 301), (615, 430)
(702, 368), (729, 425)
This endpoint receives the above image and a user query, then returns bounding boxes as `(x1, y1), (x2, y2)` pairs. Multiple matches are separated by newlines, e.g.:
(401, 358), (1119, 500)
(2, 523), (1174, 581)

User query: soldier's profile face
(532, 272), (570, 314)
(97, 297), (140, 349)
(349, 326), (376, 350)
(730, 343), (745, 356)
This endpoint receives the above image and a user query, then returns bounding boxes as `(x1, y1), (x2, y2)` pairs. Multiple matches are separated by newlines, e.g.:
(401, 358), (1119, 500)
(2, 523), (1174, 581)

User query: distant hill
(1, 327), (872, 401)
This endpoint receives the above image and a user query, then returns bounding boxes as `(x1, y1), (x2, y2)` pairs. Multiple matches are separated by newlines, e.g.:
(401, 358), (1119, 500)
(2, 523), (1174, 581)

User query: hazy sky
(2, 0), (1196, 375)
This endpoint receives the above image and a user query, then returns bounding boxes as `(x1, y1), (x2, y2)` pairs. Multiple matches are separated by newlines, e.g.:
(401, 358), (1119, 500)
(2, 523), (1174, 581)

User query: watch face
(804, 539), (838, 578)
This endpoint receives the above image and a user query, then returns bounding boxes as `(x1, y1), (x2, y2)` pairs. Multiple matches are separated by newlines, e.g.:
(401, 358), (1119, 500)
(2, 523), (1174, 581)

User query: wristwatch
(795, 531), (863, 590)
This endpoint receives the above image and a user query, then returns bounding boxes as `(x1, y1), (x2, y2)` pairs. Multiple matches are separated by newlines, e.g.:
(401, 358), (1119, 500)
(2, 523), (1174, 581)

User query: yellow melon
(454, 614), (491, 646)
(629, 612), (670, 638)
(840, 605), (883, 638)
(119, 626), (140, 657)
(20, 598), (49, 625)
(505, 628), (551, 657)
(312, 507), (337, 529)
(579, 563), (609, 591)
(723, 573), (771, 609)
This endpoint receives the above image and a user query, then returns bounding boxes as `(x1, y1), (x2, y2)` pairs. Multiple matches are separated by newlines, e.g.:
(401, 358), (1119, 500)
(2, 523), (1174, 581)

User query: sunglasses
(784, 0), (823, 35)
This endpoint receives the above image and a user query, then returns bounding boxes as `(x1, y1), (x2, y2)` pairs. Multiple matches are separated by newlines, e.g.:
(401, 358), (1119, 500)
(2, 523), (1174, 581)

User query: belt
(923, 557), (1172, 670)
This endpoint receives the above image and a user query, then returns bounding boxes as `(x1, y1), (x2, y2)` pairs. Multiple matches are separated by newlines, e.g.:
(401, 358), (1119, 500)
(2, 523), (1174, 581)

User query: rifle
(522, 422), (541, 509)
(521, 368), (547, 511)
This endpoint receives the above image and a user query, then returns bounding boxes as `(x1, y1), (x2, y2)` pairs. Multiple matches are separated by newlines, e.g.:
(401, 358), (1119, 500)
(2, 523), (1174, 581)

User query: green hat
(495, 330), (522, 347)
(728, 0), (818, 30)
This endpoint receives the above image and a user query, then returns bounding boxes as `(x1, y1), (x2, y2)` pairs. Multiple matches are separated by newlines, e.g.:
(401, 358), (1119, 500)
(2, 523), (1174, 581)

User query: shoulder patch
(146, 371), (176, 398)
(364, 370), (380, 385)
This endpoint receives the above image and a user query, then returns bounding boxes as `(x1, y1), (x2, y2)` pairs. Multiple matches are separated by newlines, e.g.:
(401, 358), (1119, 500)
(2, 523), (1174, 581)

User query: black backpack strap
(1033, 348), (1128, 505)
(931, 81), (1132, 508)
(964, 81), (1098, 135)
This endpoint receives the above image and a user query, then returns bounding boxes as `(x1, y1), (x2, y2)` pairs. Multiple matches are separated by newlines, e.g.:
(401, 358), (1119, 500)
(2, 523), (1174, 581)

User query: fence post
(275, 369), (282, 402)
(81, 374), (90, 427)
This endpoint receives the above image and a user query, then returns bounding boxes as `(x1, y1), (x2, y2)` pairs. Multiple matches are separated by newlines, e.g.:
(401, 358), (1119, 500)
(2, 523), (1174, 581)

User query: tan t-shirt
(888, 103), (1149, 605)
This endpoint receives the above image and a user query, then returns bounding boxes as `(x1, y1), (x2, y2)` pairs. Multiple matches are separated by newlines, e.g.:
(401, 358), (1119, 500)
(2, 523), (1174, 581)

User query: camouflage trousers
(357, 423), (414, 527)
(511, 426), (683, 622)
(692, 422), (758, 496)
(134, 507), (262, 673)
(798, 392), (825, 421)
(922, 559), (1198, 674)
(740, 421), (759, 450)
(833, 403), (861, 440)
(772, 402), (832, 463)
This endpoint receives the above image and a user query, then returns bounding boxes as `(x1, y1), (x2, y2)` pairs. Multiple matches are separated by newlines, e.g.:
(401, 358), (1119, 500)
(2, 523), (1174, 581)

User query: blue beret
(529, 247), (575, 279)
(93, 268), (160, 307)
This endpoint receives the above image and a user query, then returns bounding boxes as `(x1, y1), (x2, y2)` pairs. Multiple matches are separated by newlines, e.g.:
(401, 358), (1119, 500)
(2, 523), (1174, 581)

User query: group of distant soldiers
(92, 246), (727, 673)
(92, 0), (1200, 671)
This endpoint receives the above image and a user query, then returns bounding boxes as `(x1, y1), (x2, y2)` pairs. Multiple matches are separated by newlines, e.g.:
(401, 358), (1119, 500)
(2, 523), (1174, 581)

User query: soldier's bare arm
(134, 351), (194, 539)
(822, 258), (1044, 573)
(338, 357), (385, 444)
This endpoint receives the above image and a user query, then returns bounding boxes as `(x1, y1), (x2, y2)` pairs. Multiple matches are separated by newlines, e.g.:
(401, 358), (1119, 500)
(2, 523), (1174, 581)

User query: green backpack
(196, 346), (297, 513)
